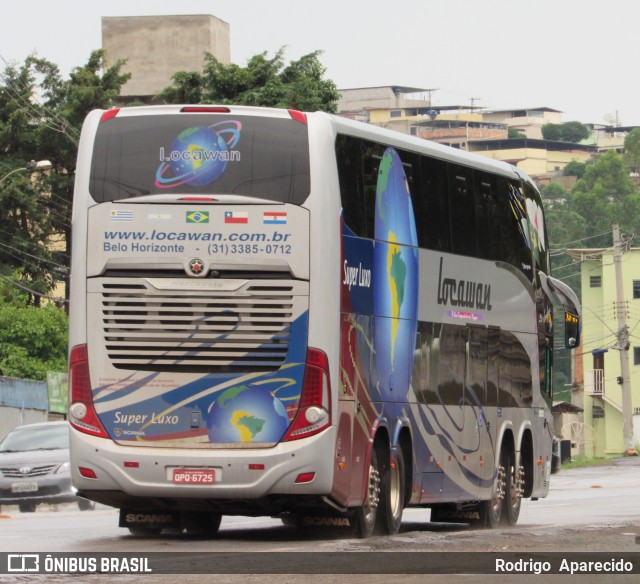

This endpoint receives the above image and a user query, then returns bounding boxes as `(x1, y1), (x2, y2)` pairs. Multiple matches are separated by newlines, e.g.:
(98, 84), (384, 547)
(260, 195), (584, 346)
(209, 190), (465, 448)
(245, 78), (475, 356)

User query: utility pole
(612, 224), (636, 454)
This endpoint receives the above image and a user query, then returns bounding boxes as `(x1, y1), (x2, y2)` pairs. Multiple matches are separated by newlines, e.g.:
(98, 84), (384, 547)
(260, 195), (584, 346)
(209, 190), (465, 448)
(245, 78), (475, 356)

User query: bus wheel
(480, 458), (506, 528)
(355, 446), (381, 538)
(383, 446), (405, 534)
(503, 458), (523, 526)
(183, 511), (222, 536)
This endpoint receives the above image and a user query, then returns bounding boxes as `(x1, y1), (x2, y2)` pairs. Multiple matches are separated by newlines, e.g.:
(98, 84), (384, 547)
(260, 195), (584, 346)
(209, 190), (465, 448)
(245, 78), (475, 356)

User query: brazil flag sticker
(186, 211), (209, 224)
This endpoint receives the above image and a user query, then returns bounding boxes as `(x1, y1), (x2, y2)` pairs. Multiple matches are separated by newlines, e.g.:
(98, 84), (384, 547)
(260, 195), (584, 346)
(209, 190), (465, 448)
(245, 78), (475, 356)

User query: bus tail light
(69, 344), (109, 438)
(79, 467), (98, 479)
(100, 108), (120, 123)
(180, 106), (231, 113)
(288, 110), (307, 125)
(282, 348), (331, 441)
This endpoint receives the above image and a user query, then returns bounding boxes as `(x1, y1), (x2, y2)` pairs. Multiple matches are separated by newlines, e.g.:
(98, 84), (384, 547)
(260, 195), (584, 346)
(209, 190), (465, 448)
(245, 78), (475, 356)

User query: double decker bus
(68, 105), (581, 536)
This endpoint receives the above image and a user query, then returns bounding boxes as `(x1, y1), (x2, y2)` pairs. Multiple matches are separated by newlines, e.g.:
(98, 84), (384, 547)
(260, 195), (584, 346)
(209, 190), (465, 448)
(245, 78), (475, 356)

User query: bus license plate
(12, 482), (38, 493)
(172, 468), (216, 485)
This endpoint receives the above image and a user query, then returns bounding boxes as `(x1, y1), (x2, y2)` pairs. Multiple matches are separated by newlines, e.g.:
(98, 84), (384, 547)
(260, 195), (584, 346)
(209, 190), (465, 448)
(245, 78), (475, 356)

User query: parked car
(0, 421), (94, 512)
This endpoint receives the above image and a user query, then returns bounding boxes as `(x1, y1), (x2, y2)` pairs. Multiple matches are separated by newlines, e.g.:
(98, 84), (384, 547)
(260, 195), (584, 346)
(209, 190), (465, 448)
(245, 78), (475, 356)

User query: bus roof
(328, 113), (527, 183)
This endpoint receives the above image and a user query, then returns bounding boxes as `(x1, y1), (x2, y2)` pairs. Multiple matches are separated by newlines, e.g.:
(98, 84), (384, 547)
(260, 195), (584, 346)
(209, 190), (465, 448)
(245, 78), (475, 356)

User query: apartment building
(568, 246), (640, 457)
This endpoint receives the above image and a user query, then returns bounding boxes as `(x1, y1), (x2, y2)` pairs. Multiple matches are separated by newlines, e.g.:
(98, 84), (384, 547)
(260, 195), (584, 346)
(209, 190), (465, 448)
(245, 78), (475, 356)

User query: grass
(560, 454), (622, 469)
(561, 454), (621, 469)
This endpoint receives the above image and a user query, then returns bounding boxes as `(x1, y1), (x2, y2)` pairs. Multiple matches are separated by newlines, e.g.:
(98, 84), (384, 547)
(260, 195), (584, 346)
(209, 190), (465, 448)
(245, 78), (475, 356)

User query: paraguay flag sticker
(263, 211), (287, 225)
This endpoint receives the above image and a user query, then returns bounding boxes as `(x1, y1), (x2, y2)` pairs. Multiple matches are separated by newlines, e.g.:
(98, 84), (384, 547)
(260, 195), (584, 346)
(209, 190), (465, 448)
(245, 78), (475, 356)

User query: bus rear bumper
(70, 427), (336, 510)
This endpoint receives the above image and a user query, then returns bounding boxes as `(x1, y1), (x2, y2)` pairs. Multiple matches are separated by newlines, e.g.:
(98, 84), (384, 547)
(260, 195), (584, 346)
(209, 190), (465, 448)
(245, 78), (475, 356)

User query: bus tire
(503, 455), (522, 526)
(382, 446), (405, 534)
(355, 445), (382, 538)
(479, 464), (506, 529)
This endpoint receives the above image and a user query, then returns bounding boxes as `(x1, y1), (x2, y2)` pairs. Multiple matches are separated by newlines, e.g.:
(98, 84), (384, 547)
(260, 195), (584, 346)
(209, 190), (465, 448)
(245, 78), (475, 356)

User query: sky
(1, 0), (638, 126)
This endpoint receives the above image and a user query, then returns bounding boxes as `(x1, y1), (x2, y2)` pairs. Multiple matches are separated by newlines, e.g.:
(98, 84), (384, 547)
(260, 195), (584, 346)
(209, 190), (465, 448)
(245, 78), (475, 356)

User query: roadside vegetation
(560, 453), (625, 469)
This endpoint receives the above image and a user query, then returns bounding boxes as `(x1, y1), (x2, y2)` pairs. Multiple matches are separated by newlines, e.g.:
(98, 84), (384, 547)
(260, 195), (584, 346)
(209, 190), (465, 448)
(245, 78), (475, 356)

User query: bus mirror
(565, 311), (580, 349)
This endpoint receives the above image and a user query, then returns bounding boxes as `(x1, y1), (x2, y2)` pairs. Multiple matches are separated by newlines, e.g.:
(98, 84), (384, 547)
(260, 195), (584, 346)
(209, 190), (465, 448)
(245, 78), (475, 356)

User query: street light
(0, 160), (52, 185)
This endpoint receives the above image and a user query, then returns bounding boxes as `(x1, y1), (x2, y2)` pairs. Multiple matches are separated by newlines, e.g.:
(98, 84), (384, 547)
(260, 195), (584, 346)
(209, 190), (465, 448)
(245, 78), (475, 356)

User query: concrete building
(467, 138), (596, 179)
(337, 86), (436, 120)
(411, 113), (507, 149)
(338, 86), (507, 148)
(102, 14), (231, 101)
(567, 246), (640, 457)
(589, 124), (637, 154)
(481, 107), (563, 139)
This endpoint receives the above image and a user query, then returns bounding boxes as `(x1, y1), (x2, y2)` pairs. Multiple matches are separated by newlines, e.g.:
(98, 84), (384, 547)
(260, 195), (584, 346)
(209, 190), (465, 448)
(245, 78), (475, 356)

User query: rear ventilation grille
(92, 278), (308, 373)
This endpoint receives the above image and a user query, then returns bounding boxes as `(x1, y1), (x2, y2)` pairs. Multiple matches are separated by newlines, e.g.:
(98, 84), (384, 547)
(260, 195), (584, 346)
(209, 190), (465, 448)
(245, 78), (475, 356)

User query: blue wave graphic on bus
(94, 311), (308, 444)
(155, 121), (242, 189)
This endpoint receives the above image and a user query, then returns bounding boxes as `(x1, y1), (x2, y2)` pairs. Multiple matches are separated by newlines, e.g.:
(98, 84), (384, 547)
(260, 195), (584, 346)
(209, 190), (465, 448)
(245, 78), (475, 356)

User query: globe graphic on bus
(207, 385), (290, 443)
(155, 121), (241, 189)
(373, 147), (419, 398)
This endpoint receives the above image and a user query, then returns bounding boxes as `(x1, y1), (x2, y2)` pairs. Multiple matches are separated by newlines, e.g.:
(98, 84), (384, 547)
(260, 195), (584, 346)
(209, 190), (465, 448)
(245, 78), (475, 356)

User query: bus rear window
(89, 114), (310, 204)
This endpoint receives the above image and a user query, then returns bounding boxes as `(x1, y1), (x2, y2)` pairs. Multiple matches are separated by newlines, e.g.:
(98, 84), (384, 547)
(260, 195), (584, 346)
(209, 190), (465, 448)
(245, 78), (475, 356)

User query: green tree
(569, 150), (640, 246)
(0, 59), (57, 301)
(624, 128), (640, 173)
(159, 48), (339, 113)
(540, 182), (570, 206)
(560, 121), (590, 143)
(541, 123), (562, 141)
(541, 122), (590, 143)
(563, 160), (587, 178)
(0, 274), (68, 380)
(0, 51), (130, 303)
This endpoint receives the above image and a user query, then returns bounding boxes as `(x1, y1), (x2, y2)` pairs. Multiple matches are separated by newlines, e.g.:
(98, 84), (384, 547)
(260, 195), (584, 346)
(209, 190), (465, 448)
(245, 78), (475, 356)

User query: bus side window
(448, 163), (477, 258)
(336, 135), (368, 237)
(523, 181), (550, 275)
(419, 156), (451, 252)
(497, 179), (534, 278)
(474, 172), (499, 261)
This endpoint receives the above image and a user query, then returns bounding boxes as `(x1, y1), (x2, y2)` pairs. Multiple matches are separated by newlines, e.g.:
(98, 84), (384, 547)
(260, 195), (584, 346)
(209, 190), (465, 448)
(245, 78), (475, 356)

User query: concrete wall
(0, 377), (49, 440)
(102, 14), (231, 99)
(482, 109), (563, 139)
(338, 87), (431, 113)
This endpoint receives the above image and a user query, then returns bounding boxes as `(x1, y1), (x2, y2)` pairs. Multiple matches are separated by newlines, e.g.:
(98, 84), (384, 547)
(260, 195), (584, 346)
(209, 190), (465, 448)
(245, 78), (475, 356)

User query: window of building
(590, 276), (602, 288)
(634, 347), (640, 365)
(390, 110), (402, 118)
(633, 280), (640, 299)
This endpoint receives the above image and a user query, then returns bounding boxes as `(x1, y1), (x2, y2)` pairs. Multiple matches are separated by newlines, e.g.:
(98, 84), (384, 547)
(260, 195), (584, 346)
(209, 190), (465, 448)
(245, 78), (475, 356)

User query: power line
(0, 274), (67, 304)
(549, 229), (614, 249)
(0, 242), (68, 273)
